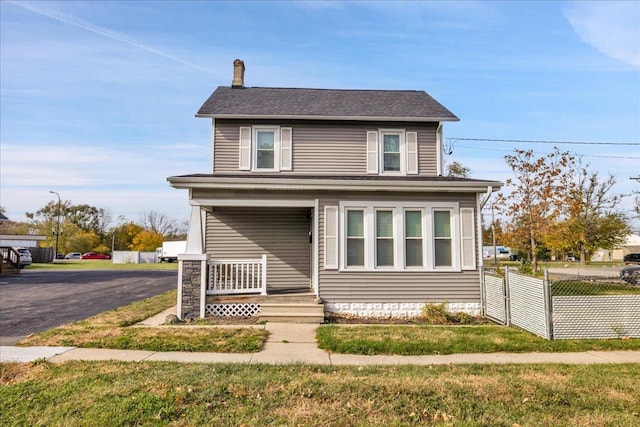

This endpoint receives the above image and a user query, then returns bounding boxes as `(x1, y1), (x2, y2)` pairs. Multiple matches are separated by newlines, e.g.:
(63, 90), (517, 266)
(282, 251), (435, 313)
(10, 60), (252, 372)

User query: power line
(448, 138), (640, 146)
(449, 144), (640, 160)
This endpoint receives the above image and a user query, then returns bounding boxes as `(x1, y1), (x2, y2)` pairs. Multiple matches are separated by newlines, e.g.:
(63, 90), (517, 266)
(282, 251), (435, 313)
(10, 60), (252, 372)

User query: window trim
(338, 201), (463, 272)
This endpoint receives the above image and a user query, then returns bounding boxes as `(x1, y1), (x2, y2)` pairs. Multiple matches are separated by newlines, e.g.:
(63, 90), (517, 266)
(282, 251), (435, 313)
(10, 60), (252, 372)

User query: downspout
(477, 186), (493, 270)
(479, 186), (493, 209)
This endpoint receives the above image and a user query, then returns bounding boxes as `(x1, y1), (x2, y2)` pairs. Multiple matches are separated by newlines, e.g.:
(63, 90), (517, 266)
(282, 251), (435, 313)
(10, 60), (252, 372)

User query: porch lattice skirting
(205, 303), (262, 317)
(325, 302), (481, 318)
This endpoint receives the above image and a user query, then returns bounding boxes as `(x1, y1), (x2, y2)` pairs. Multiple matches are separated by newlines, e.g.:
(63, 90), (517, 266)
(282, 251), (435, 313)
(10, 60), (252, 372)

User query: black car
(621, 265), (640, 285)
(623, 253), (640, 264)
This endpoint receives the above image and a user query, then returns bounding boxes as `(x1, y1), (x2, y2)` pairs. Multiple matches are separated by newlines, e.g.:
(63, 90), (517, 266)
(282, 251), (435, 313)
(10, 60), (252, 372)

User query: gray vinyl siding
(213, 120), (439, 176)
(206, 207), (311, 292)
(317, 193), (480, 304)
(198, 188), (481, 303)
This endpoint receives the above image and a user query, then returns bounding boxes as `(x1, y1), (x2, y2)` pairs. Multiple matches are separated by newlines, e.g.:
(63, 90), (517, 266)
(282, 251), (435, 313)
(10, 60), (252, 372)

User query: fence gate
(481, 269), (508, 325)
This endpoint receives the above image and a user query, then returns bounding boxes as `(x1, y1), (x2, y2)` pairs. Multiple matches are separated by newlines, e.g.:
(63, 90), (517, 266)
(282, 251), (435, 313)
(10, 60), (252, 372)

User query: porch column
(177, 206), (207, 319)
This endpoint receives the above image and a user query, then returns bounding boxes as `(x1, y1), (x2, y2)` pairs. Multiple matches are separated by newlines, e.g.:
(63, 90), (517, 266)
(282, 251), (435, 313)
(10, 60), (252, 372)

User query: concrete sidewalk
(2, 321), (640, 365)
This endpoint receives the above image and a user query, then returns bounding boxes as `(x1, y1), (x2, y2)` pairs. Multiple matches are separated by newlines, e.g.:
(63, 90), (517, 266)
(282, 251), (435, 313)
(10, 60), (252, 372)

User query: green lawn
(18, 290), (267, 353)
(27, 261), (179, 271)
(317, 324), (640, 355)
(1, 362), (638, 426)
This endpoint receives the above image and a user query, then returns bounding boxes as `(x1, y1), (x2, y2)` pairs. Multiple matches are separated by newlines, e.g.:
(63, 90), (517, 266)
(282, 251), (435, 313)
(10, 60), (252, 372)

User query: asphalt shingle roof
(197, 87), (459, 121)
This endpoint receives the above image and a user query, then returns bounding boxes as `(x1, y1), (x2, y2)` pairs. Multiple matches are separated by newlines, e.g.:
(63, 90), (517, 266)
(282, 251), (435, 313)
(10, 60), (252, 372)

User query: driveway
(0, 269), (177, 345)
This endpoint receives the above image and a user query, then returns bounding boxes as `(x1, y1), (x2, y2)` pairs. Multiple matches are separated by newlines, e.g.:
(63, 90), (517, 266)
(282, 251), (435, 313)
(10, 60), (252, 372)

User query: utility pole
(49, 191), (61, 260)
(491, 203), (498, 265)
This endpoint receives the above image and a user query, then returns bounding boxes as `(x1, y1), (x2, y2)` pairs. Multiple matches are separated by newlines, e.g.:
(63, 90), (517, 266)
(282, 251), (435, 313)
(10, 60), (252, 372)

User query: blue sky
(1, 1), (639, 229)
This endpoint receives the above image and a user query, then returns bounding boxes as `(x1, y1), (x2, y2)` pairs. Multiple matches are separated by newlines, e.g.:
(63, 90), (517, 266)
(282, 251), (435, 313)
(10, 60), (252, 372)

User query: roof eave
(195, 113), (460, 122)
(167, 176), (502, 193)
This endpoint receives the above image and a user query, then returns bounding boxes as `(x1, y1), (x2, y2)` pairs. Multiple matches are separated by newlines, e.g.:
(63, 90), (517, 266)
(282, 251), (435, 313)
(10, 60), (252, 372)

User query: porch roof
(167, 174), (503, 193)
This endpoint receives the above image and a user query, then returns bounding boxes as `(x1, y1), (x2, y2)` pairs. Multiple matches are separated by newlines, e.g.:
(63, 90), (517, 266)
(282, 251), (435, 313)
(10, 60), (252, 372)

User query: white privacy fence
(481, 268), (640, 340)
(208, 255), (267, 296)
(112, 251), (157, 264)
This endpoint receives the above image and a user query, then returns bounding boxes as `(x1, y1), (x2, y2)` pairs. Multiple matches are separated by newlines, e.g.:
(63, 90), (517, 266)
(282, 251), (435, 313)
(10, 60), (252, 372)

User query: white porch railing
(208, 254), (267, 295)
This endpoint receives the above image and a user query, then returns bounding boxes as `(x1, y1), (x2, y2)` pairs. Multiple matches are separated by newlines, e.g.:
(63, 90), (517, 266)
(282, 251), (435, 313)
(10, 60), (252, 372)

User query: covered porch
(176, 198), (320, 320)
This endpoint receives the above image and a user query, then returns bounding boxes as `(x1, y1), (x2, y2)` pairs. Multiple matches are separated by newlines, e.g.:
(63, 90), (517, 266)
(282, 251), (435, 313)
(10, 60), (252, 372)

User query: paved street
(0, 269), (177, 345)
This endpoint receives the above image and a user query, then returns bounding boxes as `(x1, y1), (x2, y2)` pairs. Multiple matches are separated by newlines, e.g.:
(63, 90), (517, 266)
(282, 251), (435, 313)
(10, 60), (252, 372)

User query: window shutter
(239, 127), (251, 170)
(366, 131), (379, 174)
(324, 206), (339, 270)
(280, 127), (292, 171)
(460, 208), (476, 270)
(406, 131), (418, 175)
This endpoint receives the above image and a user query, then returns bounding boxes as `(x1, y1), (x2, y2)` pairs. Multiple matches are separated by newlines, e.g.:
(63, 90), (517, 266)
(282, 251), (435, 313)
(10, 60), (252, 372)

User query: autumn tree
(446, 161), (471, 178)
(130, 230), (164, 251)
(499, 148), (575, 273)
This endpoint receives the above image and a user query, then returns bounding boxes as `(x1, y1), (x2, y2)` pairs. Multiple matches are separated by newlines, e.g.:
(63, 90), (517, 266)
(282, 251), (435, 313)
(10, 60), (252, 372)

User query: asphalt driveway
(0, 269), (176, 345)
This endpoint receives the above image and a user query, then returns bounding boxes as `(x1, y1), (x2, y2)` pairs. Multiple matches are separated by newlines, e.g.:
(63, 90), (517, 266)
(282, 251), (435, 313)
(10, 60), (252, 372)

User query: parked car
(623, 253), (640, 264)
(620, 265), (640, 285)
(64, 252), (82, 259)
(81, 252), (111, 260)
(15, 247), (32, 268)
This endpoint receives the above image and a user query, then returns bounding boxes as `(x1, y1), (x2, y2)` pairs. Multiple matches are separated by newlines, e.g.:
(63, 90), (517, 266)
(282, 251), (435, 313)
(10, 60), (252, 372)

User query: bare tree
(138, 210), (187, 239)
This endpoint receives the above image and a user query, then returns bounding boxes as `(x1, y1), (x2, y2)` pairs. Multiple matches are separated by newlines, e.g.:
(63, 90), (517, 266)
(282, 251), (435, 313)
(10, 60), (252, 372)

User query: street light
(49, 191), (61, 260)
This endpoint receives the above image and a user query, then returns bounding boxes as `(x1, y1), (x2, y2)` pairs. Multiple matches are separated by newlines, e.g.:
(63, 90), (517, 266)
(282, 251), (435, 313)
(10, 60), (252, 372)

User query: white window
(404, 210), (423, 267)
(337, 202), (470, 271)
(375, 210), (394, 267)
(346, 209), (365, 267)
(255, 128), (277, 170)
(238, 126), (292, 171)
(366, 130), (418, 176)
(433, 210), (453, 268)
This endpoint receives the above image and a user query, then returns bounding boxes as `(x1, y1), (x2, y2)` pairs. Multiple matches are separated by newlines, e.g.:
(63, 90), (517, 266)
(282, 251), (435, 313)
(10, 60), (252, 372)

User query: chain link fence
(481, 267), (640, 340)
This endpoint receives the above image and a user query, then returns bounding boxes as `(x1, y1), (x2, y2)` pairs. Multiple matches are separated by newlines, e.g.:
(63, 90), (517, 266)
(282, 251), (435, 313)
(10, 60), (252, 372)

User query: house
(168, 60), (502, 321)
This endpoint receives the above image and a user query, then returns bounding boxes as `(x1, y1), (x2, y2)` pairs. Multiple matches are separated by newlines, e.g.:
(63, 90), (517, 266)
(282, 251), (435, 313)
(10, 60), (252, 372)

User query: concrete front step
(259, 303), (325, 324)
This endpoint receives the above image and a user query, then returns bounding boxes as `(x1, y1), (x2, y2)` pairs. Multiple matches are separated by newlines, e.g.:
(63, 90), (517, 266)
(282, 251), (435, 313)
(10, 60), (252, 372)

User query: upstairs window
(366, 130), (418, 175)
(239, 126), (292, 172)
(256, 129), (276, 169)
(382, 133), (401, 172)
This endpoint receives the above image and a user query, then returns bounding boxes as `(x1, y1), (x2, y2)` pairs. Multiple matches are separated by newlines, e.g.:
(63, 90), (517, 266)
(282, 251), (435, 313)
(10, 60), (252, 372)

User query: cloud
(8, 1), (214, 74)
(564, 1), (640, 69)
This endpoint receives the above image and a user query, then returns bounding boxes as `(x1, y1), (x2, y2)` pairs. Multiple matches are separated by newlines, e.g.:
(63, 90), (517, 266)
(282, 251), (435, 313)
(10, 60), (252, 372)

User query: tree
(559, 168), (628, 263)
(446, 161), (471, 178)
(499, 148), (575, 273)
(130, 230), (164, 251)
(25, 200), (114, 254)
(138, 210), (187, 240)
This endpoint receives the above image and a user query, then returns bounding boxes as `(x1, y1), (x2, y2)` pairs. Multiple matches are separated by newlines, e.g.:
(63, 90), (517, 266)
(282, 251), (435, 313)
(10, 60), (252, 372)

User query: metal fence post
(543, 269), (554, 340)
(504, 267), (511, 326)
(480, 266), (486, 317)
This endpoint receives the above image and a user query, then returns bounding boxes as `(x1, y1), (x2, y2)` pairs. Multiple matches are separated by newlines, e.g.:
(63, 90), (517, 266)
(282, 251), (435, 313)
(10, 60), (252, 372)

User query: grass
(18, 290), (268, 353)
(1, 361), (639, 426)
(317, 324), (640, 356)
(550, 280), (640, 295)
(27, 261), (179, 271)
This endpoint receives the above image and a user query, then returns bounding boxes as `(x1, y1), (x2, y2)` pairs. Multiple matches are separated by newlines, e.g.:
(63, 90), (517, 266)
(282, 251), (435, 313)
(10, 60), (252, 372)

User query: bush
(420, 302), (450, 324)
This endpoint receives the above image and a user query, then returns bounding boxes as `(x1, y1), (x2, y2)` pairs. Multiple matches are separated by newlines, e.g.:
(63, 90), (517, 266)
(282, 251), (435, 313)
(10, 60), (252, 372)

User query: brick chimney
(232, 59), (245, 88)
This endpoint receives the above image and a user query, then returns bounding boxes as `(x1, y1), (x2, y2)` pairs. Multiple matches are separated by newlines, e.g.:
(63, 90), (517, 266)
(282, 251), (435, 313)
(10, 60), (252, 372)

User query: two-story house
(169, 60), (502, 321)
